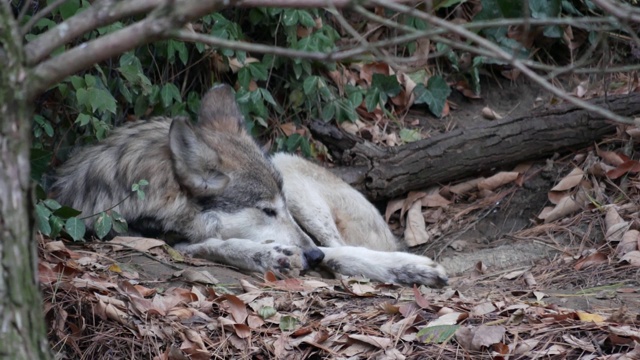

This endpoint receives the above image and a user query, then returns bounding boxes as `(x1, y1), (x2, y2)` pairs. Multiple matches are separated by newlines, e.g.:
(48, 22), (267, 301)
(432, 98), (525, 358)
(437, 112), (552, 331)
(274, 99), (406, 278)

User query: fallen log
(311, 93), (640, 200)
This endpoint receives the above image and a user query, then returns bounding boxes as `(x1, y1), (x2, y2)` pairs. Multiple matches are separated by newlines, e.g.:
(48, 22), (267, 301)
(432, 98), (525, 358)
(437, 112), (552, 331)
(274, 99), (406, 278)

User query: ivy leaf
(88, 88), (117, 114)
(65, 217), (86, 241)
(111, 211), (128, 234)
(372, 74), (401, 97)
(399, 128), (422, 143)
(279, 315), (299, 331)
(160, 83), (181, 108)
(258, 306), (277, 319)
(53, 206), (82, 218)
(35, 203), (52, 235)
(43, 199), (62, 211)
(413, 76), (451, 117)
(364, 87), (381, 112)
(94, 212), (112, 240)
(49, 216), (65, 238)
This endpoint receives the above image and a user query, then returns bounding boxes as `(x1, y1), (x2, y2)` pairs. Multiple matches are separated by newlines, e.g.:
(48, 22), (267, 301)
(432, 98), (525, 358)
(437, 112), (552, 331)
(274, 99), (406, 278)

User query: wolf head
(169, 84), (324, 265)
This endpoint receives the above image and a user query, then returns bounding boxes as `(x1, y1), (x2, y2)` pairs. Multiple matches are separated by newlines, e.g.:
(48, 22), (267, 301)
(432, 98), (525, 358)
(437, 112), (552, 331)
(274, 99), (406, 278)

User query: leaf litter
(39, 123), (640, 359)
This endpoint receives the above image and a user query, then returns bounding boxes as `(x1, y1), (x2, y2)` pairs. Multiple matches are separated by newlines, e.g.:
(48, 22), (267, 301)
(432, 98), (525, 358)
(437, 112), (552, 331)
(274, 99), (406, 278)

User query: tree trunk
(0, 5), (51, 359)
(311, 93), (640, 200)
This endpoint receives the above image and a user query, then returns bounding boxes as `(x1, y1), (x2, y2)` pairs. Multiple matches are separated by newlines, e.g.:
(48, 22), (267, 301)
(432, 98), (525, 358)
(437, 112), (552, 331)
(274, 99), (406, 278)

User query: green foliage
(34, 178), (144, 241)
(34, 192), (85, 241)
(414, 76), (452, 118)
(131, 179), (149, 200)
(25, 1), (606, 241)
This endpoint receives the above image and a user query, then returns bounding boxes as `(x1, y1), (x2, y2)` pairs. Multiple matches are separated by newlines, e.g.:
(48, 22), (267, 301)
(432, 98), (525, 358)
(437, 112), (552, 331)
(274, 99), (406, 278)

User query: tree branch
(27, 0), (230, 100)
(25, 0), (164, 66)
(593, 0), (640, 23)
(372, 0), (635, 125)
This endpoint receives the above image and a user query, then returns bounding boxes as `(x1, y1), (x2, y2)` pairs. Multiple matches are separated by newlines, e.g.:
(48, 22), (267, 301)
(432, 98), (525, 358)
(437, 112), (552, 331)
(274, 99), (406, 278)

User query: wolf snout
(303, 248), (325, 267)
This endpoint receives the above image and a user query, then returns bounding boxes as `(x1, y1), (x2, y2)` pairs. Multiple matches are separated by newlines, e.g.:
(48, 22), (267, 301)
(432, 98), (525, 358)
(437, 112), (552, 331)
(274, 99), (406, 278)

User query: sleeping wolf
(51, 84), (448, 287)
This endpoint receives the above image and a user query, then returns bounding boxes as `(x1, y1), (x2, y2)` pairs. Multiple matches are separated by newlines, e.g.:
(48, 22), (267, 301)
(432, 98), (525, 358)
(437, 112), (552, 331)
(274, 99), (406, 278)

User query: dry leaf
(220, 294), (248, 324)
(180, 269), (219, 285)
(385, 198), (405, 223)
(477, 172), (518, 191)
(109, 236), (165, 252)
(481, 107), (502, 120)
(404, 200), (430, 247)
(550, 168), (584, 191)
(576, 311), (605, 323)
(449, 177), (484, 195)
(617, 230), (640, 257)
(471, 325), (505, 349)
(574, 251), (608, 270)
(539, 193), (582, 223)
(596, 148), (626, 166)
(471, 302), (496, 316)
(348, 334), (392, 349)
(619, 251), (640, 266)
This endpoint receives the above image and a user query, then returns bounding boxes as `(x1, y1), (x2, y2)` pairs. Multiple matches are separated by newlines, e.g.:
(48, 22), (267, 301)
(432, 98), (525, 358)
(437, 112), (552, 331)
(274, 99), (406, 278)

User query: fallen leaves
(38, 236), (640, 359)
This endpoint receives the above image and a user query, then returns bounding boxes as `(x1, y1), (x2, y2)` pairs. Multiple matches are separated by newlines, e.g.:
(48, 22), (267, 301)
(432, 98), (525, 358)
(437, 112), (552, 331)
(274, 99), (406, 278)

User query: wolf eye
(261, 208), (277, 217)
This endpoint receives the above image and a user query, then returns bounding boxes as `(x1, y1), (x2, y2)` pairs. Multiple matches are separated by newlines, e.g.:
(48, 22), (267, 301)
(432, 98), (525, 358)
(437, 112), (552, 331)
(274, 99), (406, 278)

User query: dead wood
(311, 93), (640, 201)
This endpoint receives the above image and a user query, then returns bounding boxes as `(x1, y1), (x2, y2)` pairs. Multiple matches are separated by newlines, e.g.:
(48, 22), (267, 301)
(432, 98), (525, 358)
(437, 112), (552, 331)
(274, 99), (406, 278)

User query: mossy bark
(0, 4), (51, 359)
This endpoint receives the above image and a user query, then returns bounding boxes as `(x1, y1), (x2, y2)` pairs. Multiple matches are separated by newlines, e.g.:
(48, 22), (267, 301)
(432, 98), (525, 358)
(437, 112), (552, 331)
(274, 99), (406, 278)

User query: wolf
(50, 84), (448, 287)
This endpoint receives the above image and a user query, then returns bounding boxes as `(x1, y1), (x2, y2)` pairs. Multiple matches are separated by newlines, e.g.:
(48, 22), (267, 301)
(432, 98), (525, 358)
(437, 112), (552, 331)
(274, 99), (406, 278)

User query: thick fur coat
(51, 84), (448, 287)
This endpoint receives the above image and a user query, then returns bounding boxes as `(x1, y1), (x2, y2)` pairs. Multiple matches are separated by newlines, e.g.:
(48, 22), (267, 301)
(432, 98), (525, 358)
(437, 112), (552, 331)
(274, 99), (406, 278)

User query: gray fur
(51, 84), (448, 286)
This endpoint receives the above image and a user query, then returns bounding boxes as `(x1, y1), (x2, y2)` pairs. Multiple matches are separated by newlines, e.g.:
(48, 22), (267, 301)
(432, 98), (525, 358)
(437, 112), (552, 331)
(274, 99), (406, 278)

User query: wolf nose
(303, 248), (325, 266)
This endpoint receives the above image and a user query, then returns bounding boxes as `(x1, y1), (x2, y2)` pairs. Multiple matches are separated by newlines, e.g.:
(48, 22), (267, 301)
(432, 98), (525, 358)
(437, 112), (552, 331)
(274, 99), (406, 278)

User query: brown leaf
(220, 294), (248, 324)
(596, 148), (626, 166)
(617, 230), (640, 257)
(233, 323), (252, 339)
(421, 193), (451, 207)
(348, 334), (392, 349)
(404, 200), (430, 247)
(448, 177), (484, 195)
(606, 160), (640, 179)
(481, 107), (502, 120)
(574, 251), (608, 270)
(109, 236), (165, 252)
(385, 198), (405, 223)
(619, 251), (640, 267)
(400, 191), (427, 219)
(550, 167), (584, 191)
(471, 325), (506, 349)
(279, 123), (297, 136)
(471, 302), (496, 317)
(180, 269), (219, 285)
(477, 172), (518, 191)
(539, 191), (584, 223)
(413, 286), (433, 309)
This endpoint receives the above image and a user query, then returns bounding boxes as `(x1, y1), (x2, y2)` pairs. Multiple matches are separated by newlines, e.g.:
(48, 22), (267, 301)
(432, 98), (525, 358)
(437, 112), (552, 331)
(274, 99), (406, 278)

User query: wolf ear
(169, 118), (229, 196)
(198, 84), (246, 134)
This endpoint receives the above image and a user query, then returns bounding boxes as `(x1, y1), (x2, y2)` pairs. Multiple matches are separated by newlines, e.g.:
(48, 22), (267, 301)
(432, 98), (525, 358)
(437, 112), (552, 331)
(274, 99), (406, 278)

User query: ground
(40, 77), (640, 359)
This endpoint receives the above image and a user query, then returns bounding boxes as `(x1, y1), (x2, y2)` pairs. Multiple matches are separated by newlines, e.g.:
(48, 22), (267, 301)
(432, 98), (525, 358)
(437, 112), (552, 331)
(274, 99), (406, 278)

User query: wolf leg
(319, 246), (448, 288)
(176, 238), (306, 277)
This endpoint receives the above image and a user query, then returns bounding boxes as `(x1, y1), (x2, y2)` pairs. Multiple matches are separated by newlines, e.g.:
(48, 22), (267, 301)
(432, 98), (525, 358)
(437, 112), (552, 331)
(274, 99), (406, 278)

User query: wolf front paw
(389, 262), (449, 288)
(255, 243), (305, 277)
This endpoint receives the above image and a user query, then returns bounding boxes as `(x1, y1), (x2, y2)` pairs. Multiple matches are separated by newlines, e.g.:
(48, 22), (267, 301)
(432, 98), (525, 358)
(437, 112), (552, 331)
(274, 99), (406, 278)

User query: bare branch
(27, 1), (229, 100)
(21, 0), (69, 36)
(173, 29), (332, 61)
(593, 0), (640, 23)
(372, 0), (635, 125)
(25, 0), (164, 66)
(24, 0), (421, 67)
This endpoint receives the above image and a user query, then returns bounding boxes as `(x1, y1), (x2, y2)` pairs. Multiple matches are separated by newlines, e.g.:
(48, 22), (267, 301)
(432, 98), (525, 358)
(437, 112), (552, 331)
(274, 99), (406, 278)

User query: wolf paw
(255, 243), (305, 277)
(389, 262), (449, 288)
